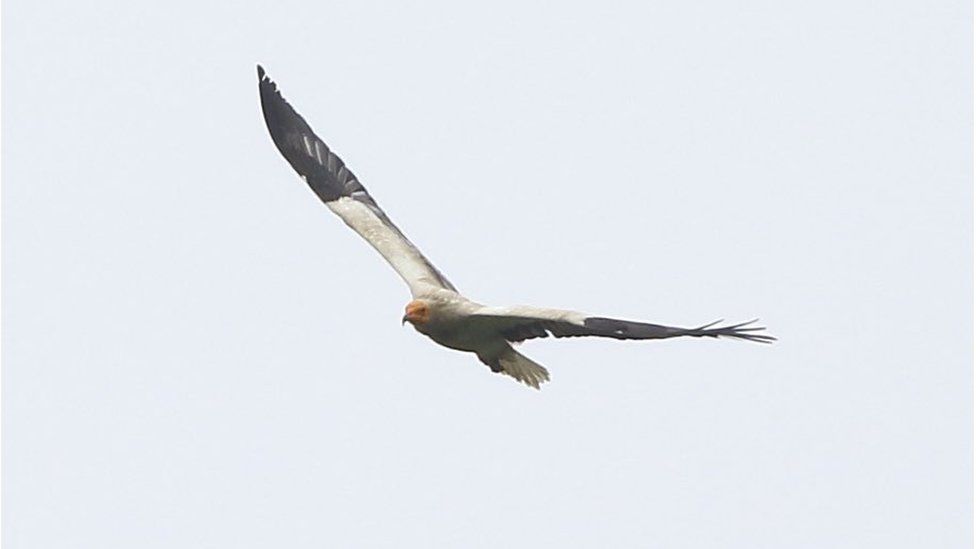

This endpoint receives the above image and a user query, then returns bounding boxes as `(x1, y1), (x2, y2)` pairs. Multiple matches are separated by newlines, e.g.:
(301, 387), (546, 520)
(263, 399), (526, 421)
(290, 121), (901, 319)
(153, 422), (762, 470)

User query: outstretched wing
(468, 305), (775, 343)
(257, 65), (456, 296)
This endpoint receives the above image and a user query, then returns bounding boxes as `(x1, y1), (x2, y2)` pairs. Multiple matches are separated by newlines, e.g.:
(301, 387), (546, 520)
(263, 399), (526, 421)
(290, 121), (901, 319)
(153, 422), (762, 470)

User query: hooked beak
(401, 314), (409, 326)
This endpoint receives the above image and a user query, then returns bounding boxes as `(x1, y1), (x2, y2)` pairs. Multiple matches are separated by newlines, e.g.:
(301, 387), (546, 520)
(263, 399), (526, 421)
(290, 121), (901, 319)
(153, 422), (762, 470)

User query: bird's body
(257, 65), (773, 388)
(403, 291), (556, 387)
(407, 291), (486, 353)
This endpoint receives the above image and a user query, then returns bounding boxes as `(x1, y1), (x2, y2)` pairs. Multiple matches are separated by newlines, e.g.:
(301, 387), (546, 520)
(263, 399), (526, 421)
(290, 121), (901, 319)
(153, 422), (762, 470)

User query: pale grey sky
(3, 1), (972, 547)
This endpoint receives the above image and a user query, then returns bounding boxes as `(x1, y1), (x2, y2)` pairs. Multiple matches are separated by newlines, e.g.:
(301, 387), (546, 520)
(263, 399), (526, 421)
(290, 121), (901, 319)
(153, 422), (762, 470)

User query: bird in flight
(257, 65), (774, 389)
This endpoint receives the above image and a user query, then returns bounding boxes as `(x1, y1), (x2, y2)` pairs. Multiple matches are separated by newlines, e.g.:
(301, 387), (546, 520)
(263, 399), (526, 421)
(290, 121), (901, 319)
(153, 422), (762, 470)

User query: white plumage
(258, 65), (774, 389)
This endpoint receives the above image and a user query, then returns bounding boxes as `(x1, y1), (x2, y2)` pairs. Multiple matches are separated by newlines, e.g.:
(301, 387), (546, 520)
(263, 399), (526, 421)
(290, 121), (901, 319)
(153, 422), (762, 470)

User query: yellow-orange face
(402, 300), (430, 325)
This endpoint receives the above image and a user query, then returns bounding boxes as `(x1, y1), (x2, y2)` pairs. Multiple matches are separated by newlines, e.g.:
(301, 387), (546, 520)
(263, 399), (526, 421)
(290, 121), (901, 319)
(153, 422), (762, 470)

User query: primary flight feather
(257, 65), (774, 389)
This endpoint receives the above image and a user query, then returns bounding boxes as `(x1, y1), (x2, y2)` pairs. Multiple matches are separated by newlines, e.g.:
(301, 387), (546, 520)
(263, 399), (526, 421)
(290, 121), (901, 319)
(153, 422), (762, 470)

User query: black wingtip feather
(254, 66), (460, 292)
(694, 319), (724, 331)
(256, 65), (357, 203)
(696, 319), (777, 343)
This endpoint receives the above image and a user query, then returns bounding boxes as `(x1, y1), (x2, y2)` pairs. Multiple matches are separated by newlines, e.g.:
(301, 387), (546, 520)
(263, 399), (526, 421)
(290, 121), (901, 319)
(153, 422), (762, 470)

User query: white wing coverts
(257, 66), (456, 297)
(258, 65), (774, 390)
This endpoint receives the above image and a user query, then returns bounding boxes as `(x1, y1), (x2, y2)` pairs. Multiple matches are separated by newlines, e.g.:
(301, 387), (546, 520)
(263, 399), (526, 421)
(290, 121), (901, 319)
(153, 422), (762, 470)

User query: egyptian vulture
(257, 65), (773, 389)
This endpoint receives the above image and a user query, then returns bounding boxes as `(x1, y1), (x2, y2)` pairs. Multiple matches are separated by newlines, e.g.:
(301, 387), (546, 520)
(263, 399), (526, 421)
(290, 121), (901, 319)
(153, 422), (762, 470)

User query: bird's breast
(416, 316), (497, 353)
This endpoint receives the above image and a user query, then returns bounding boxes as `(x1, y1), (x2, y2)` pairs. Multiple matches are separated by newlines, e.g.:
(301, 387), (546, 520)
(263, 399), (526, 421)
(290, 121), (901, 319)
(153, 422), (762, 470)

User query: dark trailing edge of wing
(500, 317), (775, 344)
(256, 65), (457, 292)
(257, 65), (365, 203)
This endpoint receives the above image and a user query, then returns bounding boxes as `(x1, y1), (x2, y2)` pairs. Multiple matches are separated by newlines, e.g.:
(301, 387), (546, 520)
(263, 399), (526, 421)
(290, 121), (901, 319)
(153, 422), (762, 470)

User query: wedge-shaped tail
(495, 347), (551, 389)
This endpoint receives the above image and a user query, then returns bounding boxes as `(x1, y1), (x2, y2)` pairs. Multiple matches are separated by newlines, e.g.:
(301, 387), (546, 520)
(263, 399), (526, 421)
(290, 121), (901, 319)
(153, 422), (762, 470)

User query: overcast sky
(3, 1), (972, 547)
